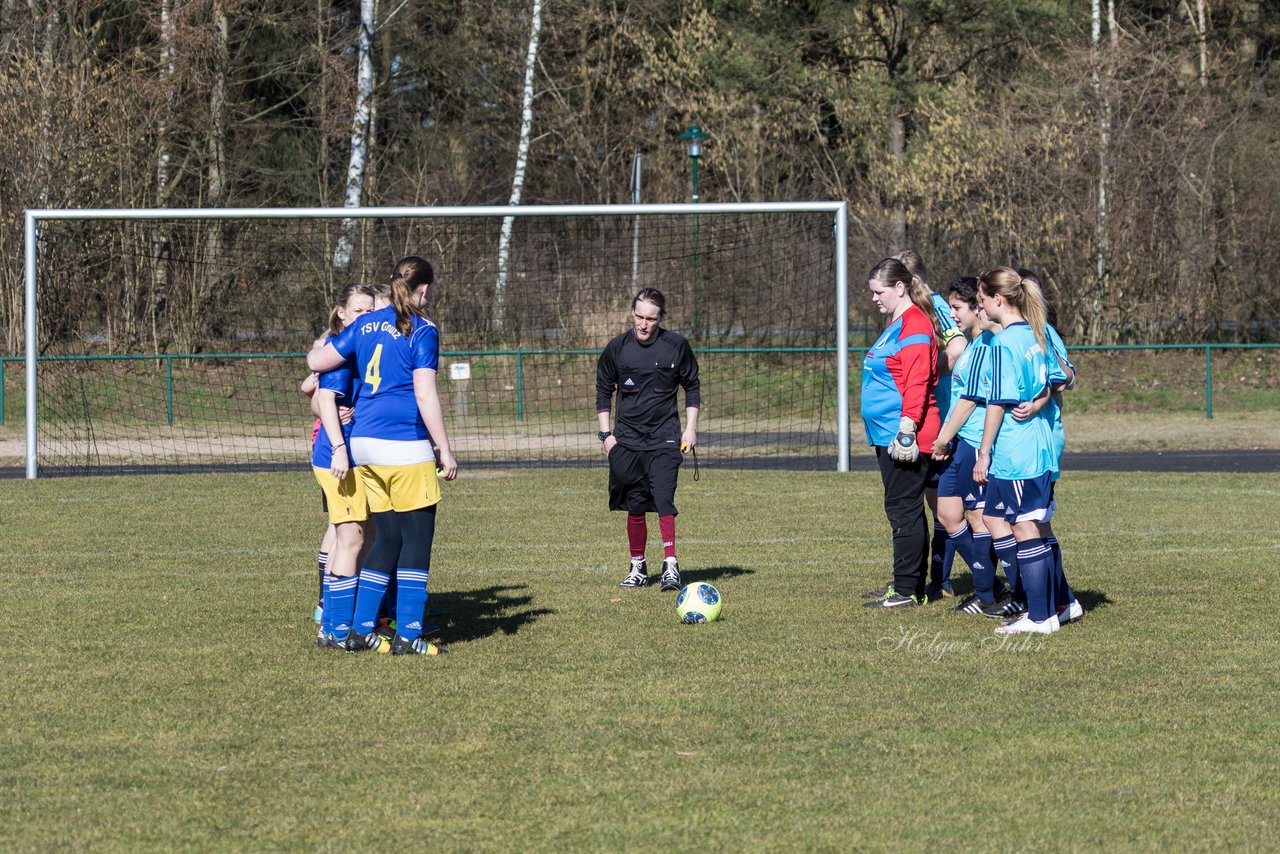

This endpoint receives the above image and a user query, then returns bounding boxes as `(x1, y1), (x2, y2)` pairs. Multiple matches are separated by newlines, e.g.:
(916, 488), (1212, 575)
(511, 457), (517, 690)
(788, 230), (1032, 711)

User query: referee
(596, 288), (701, 591)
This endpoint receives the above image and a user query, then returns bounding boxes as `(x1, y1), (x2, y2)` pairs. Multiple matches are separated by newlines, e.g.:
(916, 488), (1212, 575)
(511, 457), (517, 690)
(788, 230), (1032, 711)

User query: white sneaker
(1057, 600), (1084, 624)
(994, 614), (1060, 636)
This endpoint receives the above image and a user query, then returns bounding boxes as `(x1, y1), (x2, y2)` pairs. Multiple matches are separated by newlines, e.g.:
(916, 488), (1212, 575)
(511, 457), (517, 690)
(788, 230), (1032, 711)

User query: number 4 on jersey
(364, 343), (383, 394)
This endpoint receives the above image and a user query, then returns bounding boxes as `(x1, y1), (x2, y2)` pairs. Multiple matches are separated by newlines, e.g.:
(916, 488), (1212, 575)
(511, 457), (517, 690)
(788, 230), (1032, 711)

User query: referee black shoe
(619, 558), (648, 588)
(659, 558), (682, 592)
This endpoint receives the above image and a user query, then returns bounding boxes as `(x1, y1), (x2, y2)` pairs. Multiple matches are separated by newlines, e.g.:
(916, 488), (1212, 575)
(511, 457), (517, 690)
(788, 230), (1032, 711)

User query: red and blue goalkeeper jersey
(328, 305), (439, 443)
(860, 303), (940, 448)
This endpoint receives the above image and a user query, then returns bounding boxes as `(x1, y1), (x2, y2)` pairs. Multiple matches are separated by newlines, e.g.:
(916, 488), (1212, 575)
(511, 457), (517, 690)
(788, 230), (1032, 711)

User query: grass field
(2, 468), (1278, 851)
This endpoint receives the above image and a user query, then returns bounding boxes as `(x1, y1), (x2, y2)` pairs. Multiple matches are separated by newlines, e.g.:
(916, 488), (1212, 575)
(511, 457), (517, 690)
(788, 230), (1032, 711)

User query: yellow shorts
(312, 466), (369, 524)
(358, 461), (442, 513)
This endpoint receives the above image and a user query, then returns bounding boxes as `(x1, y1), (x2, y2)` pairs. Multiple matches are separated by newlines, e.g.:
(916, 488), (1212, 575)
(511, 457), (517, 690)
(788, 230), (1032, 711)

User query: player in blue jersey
(308, 256), (457, 655)
(308, 283), (379, 644)
(929, 277), (1006, 614)
(972, 267), (1061, 635)
(860, 258), (942, 607)
(892, 250), (966, 598)
(597, 288), (701, 592)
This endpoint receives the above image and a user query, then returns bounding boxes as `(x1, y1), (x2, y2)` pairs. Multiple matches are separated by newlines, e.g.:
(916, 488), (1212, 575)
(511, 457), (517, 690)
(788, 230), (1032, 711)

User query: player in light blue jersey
(931, 277), (1005, 612)
(893, 250), (965, 596)
(308, 256), (457, 656)
(972, 267), (1062, 635)
(1008, 275), (1082, 625)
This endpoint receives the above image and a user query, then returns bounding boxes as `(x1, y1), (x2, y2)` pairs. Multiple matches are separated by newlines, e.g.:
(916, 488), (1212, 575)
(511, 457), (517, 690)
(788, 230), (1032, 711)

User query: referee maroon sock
(659, 514), (676, 560)
(627, 514), (647, 559)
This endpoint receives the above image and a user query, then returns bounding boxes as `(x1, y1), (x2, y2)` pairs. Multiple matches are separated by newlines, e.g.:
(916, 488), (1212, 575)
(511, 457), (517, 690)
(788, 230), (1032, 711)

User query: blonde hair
(892, 248), (932, 290)
(978, 267), (1048, 354)
(388, 256), (435, 336)
(869, 257), (944, 339)
(327, 283), (377, 337)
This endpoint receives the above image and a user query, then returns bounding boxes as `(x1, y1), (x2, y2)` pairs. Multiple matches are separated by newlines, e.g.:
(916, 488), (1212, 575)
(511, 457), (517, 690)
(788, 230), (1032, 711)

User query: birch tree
(333, 0), (375, 272)
(494, 0), (544, 334)
(1087, 0), (1116, 344)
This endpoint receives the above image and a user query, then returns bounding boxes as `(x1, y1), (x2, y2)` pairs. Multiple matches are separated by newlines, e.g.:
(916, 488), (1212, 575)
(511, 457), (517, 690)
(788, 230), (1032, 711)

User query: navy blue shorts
(936, 438), (985, 510)
(984, 472), (1055, 524)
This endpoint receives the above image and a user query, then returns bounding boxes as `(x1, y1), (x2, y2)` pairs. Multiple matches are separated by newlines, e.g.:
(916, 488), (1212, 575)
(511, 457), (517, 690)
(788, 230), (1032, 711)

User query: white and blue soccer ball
(676, 582), (723, 624)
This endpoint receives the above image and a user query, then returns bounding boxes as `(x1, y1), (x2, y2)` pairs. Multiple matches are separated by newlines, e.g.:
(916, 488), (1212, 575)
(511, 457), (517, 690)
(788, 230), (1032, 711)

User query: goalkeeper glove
(888, 416), (919, 463)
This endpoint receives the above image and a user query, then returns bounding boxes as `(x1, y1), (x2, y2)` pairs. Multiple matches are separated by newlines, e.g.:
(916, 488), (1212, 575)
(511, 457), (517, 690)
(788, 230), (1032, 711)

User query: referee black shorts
(607, 445), (683, 516)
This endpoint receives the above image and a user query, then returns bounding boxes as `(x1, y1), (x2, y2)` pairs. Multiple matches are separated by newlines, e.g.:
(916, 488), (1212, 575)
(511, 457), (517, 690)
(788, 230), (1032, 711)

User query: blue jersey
(1044, 325), (1075, 476)
(930, 292), (961, 416)
(950, 330), (993, 448)
(328, 306), (440, 462)
(310, 362), (358, 469)
(986, 322), (1056, 480)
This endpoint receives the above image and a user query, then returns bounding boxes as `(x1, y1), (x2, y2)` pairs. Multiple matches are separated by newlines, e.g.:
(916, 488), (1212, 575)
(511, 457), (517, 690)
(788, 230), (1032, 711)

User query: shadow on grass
(431, 584), (555, 644)
(681, 565), (755, 585)
(1074, 588), (1113, 614)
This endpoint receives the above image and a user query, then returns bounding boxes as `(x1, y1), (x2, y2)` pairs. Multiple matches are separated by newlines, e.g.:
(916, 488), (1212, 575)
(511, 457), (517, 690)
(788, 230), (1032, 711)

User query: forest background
(1, 0), (1277, 356)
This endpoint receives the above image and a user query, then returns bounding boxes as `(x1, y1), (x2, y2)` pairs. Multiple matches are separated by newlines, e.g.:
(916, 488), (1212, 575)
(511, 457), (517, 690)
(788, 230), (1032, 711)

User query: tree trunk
(150, 0), (180, 351)
(332, 0), (375, 273)
(494, 0), (544, 334)
(1087, 0), (1111, 344)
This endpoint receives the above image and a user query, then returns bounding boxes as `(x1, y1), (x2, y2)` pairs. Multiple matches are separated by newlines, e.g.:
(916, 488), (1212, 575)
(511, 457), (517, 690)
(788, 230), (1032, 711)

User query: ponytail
(905, 275), (945, 340)
(387, 255), (435, 336)
(1019, 276), (1049, 355)
(978, 267), (1048, 354)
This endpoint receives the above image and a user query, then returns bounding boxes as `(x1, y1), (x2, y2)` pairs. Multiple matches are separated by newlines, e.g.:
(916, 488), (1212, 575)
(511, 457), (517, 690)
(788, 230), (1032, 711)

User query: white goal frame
(23, 202), (850, 478)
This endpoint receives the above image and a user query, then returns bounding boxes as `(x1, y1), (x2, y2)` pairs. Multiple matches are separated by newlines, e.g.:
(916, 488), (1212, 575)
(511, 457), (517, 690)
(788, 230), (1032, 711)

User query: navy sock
(1048, 537), (1075, 611)
(992, 535), (1020, 598)
(396, 569), (429, 641)
(968, 530), (996, 601)
(326, 573), (358, 638)
(351, 569), (391, 635)
(1016, 539), (1054, 622)
(929, 521), (947, 585)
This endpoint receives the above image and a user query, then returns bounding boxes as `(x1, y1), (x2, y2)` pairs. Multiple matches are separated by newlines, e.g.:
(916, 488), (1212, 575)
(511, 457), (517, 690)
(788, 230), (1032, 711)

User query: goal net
(14, 204), (849, 477)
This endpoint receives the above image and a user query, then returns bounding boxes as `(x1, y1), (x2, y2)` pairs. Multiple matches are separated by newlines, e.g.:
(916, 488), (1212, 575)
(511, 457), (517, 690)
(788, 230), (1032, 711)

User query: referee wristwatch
(598, 431), (612, 442)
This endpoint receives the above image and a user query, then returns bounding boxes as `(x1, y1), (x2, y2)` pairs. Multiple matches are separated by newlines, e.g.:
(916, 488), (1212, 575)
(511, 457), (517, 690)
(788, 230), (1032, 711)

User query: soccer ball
(676, 582), (723, 624)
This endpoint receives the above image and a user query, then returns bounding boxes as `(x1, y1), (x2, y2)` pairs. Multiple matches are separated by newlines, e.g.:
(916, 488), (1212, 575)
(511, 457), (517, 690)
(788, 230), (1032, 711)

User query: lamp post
(679, 125), (708, 338)
(679, 125), (707, 202)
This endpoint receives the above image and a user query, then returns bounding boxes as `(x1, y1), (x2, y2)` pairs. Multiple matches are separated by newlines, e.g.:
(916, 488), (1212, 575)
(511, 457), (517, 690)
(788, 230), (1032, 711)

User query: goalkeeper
(860, 258), (942, 608)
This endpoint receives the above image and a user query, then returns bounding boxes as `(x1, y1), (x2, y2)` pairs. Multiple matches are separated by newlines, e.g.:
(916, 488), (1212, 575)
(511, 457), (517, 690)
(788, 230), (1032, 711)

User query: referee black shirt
(596, 327), (701, 451)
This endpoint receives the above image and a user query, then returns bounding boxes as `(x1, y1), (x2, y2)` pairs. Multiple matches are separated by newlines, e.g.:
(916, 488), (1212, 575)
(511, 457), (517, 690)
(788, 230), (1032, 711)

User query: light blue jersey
(987, 322), (1056, 480)
(1044, 324), (1075, 477)
(951, 330), (993, 447)
(930, 292), (961, 416)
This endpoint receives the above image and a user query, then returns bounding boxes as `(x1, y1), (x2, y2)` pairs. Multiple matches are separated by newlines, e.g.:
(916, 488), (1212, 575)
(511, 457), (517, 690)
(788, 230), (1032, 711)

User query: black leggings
(365, 506), (438, 573)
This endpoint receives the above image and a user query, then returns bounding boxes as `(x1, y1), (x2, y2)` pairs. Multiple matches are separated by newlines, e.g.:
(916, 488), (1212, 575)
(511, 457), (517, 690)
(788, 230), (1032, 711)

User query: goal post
(20, 203), (850, 478)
